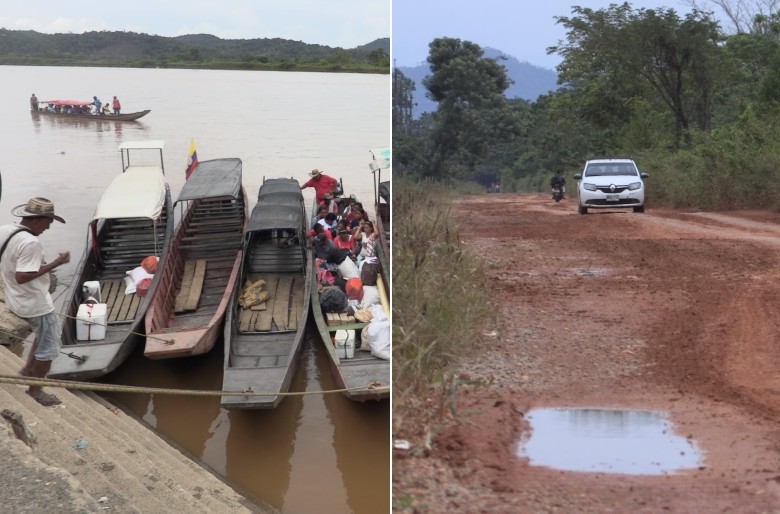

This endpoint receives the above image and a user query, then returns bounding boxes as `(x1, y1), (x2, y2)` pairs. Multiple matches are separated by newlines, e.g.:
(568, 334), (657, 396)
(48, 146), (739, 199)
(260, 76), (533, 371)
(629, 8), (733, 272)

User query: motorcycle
(552, 187), (564, 202)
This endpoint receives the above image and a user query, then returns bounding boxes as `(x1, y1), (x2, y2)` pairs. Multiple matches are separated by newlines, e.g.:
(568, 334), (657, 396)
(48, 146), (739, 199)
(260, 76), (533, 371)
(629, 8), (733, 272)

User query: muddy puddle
(518, 408), (702, 475)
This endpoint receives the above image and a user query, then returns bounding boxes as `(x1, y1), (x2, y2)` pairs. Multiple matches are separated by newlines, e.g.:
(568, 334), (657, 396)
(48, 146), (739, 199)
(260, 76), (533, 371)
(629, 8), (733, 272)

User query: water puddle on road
(518, 408), (702, 475)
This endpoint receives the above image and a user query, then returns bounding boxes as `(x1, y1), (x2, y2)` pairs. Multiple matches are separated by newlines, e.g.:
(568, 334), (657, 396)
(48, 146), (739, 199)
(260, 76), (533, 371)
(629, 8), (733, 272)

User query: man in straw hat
(0, 197), (70, 406)
(300, 168), (340, 205)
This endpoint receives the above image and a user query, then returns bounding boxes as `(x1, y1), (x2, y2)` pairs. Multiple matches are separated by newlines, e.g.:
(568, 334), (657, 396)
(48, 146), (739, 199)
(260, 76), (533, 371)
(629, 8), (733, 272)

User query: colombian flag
(185, 138), (199, 180)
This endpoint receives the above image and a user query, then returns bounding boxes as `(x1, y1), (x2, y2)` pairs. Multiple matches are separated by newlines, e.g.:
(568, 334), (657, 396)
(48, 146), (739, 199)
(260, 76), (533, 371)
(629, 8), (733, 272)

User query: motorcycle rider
(550, 172), (566, 199)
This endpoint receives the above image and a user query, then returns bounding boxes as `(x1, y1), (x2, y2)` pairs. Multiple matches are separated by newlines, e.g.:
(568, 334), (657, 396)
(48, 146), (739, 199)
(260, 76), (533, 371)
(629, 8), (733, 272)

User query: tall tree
(392, 67), (416, 137)
(550, 4), (724, 146)
(422, 38), (521, 178)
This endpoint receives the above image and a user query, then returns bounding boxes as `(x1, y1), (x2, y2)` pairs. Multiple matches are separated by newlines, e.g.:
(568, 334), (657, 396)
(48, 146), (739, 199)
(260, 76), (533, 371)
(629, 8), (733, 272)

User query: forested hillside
(0, 29), (389, 73)
(393, 4), (780, 211)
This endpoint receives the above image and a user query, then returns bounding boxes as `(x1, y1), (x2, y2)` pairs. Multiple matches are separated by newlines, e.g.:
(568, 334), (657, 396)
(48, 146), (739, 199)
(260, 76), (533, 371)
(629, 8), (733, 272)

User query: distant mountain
(0, 29), (389, 71)
(397, 47), (559, 118)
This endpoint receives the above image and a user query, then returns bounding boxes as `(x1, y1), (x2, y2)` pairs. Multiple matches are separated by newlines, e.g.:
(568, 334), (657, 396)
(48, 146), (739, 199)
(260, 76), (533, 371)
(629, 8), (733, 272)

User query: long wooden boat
(34, 100), (150, 121)
(144, 158), (247, 359)
(221, 178), (312, 409)
(310, 196), (390, 403)
(49, 141), (173, 380)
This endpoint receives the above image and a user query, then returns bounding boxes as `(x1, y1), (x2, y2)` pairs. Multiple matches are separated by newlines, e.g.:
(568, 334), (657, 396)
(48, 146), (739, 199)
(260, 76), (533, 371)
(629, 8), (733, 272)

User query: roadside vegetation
(392, 177), (494, 443)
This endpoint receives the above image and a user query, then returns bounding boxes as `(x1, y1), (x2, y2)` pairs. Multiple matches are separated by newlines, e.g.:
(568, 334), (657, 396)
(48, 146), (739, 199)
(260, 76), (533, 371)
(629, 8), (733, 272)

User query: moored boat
(310, 187), (390, 402)
(49, 141), (173, 379)
(33, 99), (150, 121)
(221, 178), (312, 409)
(144, 158), (247, 359)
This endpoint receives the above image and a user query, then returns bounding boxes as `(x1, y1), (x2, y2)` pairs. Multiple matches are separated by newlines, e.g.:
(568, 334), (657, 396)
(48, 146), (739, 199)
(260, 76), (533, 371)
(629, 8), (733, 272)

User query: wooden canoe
(49, 141), (172, 380)
(310, 194), (390, 402)
(144, 158), (247, 359)
(221, 178), (312, 409)
(32, 108), (151, 121)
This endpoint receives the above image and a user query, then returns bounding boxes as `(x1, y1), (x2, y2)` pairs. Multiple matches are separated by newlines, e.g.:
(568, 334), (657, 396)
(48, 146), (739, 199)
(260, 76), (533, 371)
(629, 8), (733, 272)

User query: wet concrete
(519, 408), (702, 475)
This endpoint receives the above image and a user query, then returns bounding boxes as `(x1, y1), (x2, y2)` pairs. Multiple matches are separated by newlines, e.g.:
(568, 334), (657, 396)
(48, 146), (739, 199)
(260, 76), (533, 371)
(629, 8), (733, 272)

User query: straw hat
(12, 197), (65, 223)
(309, 169), (322, 177)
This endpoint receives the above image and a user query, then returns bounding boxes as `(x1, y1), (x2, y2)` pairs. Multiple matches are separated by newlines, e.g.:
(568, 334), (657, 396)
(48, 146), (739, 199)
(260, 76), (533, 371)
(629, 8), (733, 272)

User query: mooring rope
(0, 374), (389, 397)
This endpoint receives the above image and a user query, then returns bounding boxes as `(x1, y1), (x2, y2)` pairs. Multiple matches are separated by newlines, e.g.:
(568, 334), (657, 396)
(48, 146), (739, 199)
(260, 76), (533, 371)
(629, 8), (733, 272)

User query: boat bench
(100, 279), (141, 323)
(174, 259), (207, 313)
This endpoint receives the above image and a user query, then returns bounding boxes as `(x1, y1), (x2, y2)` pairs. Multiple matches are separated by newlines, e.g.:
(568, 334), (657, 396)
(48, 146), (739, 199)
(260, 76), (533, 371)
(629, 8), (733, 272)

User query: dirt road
(393, 193), (780, 513)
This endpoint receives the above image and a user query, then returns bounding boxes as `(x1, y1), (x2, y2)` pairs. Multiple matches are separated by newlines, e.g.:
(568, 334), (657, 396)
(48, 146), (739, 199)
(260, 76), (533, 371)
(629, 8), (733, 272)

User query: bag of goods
(238, 279), (270, 309)
(338, 258), (360, 280)
(360, 260), (379, 286)
(141, 255), (159, 273)
(345, 278), (364, 301)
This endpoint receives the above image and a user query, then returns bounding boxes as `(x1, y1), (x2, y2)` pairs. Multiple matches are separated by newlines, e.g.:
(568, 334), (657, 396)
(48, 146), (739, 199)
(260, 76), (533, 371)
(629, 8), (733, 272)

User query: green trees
(551, 5), (723, 146)
(420, 38), (522, 179)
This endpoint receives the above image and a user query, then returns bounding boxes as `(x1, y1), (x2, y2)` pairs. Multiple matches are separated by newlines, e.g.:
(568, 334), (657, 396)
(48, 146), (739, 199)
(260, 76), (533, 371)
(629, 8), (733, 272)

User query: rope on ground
(0, 374), (389, 397)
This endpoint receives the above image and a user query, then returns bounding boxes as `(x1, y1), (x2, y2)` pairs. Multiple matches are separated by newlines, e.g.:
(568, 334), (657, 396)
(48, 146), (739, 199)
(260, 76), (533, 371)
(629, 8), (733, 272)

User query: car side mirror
(640, 172), (649, 178)
(573, 174), (582, 180)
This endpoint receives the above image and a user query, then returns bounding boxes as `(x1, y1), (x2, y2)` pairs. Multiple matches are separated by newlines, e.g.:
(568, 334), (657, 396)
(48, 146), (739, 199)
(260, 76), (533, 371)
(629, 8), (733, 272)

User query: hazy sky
(392, 0), (701, 70)
(0, 0), (389, 49)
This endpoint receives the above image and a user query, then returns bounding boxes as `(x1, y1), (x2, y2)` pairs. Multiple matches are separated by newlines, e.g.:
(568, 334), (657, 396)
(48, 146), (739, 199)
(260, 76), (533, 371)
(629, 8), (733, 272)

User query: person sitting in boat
(310, 204), (326, 229)
(310, 224), (335, 260)
(91, 96), (102, 114)
(354, 220), (377, 264)
(101, 103), (111, 115)
(317, 212), (338, 234)
(112, 96), (121, 114)
(300, 169), (339, 204)
(46, 103), (56, 112)
(334, 228), (356, 256)
(320, 193), (340, 215)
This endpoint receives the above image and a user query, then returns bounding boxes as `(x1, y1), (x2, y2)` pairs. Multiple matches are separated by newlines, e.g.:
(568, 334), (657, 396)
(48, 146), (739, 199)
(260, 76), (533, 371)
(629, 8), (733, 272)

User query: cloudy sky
(393, 0), (711, 70)
(0, 0), (389, 49)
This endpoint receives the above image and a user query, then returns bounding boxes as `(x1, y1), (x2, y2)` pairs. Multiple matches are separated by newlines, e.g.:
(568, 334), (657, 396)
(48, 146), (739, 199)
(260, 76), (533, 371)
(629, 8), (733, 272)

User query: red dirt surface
(392, 193), (780, 513)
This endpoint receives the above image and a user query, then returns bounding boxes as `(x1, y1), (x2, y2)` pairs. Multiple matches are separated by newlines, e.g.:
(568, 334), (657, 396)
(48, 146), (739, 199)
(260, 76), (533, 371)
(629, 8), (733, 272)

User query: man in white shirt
(0, 197), (70, 406)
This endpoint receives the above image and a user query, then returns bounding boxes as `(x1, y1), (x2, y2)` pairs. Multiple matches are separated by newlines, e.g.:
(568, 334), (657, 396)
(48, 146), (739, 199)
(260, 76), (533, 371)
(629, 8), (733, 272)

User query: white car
(573, 158), (649, 215)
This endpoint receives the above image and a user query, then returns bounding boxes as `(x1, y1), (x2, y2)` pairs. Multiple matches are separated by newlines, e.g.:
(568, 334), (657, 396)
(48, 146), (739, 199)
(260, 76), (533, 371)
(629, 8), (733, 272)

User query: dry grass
(392, 177), (494, 440)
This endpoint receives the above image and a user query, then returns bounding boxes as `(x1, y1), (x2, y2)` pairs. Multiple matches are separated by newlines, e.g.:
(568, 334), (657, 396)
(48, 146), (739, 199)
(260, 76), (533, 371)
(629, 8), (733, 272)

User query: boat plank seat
(326, 312), (357, 325)
(100, 279), (140, 323)
(174, 259), (207, 313)
(238, 274), (304, 333)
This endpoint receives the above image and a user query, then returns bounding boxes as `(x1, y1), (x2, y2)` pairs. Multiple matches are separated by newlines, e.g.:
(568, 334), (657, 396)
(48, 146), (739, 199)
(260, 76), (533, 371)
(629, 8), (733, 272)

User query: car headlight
(582, 183), (597, 191)
(628, 182), (642, 191)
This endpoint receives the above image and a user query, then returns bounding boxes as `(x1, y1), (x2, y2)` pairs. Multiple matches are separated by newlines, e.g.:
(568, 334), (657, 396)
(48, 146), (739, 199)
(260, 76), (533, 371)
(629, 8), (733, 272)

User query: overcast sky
(0, 0), (389, 49)
(392, 0), (705, 70)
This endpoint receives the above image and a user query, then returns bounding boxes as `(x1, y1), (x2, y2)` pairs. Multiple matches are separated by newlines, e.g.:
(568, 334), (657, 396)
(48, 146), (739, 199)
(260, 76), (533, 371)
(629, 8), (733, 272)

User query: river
(0, 65), (390, 513)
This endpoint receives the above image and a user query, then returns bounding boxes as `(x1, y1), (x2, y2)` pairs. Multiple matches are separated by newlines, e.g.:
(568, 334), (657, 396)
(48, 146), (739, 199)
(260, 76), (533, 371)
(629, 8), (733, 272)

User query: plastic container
(334, 329), (355, 359)
(76, 303), (107, 341)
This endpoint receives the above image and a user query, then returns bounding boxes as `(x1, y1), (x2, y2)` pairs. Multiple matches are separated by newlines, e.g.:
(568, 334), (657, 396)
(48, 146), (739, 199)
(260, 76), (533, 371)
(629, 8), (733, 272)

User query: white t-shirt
(0, 224), (54, 318)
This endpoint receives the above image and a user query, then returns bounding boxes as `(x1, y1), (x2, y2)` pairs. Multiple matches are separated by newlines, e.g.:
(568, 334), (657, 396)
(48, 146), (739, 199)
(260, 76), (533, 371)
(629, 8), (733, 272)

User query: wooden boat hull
(221, 178), (312, 409)
(32, 109), (151, 121)
(49, 192), (173, 379)
(145, 186), (247, 359)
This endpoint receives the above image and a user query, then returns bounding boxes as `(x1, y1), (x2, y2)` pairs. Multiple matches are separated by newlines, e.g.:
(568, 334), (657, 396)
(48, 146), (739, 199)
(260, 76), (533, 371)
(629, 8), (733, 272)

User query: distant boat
(144, 158), (247, 359)
(221, 178), (312, 409)
(49, 141), (173, 380)
(33, 99), (150, 121)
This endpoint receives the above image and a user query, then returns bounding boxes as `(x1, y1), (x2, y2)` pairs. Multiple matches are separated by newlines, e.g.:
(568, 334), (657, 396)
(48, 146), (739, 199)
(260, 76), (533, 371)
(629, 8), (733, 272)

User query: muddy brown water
(3, 65), (390, 513)
(102, 323), (389, 513)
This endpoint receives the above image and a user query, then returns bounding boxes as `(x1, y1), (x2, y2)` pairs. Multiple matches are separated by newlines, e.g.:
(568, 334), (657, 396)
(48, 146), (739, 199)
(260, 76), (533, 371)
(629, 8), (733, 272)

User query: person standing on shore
(30, 94), (38, 111)
(0, 198), (70, 406)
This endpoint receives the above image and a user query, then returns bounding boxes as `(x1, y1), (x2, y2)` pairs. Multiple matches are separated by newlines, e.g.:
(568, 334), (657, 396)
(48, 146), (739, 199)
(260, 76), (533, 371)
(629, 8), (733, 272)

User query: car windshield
(585, 163), (638, 177)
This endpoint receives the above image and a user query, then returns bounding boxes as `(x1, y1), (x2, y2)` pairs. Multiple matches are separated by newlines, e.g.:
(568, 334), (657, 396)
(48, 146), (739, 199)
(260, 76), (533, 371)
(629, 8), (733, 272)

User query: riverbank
(0, 277), (274, 514)
(0, 344), (275, 513)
